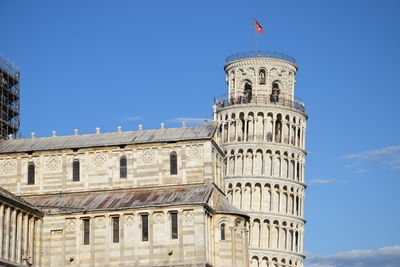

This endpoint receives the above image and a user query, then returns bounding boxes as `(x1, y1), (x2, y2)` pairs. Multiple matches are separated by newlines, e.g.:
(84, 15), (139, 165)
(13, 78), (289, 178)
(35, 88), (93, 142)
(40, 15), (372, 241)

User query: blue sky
(1, 0), (400, 265)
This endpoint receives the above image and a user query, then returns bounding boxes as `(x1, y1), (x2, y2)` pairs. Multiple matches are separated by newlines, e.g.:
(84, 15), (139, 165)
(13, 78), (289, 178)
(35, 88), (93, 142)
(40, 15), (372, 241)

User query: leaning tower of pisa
(214, 51), (307, 267)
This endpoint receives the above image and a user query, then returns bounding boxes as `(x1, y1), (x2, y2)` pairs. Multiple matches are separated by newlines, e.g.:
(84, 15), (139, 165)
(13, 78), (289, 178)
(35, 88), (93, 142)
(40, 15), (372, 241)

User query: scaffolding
(0, 55), (20, 139)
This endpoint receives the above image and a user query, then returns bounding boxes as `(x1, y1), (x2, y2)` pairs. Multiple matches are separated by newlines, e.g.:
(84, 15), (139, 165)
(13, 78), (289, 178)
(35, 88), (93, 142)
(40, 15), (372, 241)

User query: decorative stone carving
(95, 217), (105, 228)
(153, 212), (163, 223)
(124, 215), (134, 226)
(65, 219), (76, 231)
(46, 156), (61, 171)
(51, 230), (63, 239)
(92, 153), (105, 167)
(1, 159), (16, 174)
(141, 149), (155, 164)
(183, 210), (193, 222)
(187, 145), (201, 159)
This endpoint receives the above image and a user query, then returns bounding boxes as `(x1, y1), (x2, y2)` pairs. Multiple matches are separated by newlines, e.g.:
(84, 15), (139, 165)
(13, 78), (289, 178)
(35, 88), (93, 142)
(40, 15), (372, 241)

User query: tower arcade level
(214, 51), (307, 267)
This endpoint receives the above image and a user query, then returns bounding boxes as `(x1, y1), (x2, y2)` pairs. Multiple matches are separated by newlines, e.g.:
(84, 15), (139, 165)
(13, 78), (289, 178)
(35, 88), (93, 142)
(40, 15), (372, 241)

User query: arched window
(271, 82), (280, 103)
(27, 162), (35, 185)
(120, 156), (127, 178)
(244, 82), (252, 91)
(259, 69), (266, 85)
(73, 159), (80, 181)
(171, 212), (178, 239)
(220, 223), (226, 240)
(170, 152), (177, 175)
(244, 81), (252, 102)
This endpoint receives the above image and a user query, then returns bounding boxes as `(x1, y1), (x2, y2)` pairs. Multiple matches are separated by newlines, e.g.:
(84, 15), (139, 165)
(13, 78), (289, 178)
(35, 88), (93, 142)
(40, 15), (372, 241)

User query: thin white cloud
(121, 116), (143, 121)
(308, 179), (335, 184)
(342, 146), (400, 170)
(343, 146), (400, 160)
(355, 168), (368, 174)
(305, 246), (400, 267)
(166, 117), (212, 125)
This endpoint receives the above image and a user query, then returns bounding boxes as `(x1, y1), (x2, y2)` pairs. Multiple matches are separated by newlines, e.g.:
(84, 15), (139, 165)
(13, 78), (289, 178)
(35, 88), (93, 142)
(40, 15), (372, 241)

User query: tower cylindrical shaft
(217, 51), (307, 267)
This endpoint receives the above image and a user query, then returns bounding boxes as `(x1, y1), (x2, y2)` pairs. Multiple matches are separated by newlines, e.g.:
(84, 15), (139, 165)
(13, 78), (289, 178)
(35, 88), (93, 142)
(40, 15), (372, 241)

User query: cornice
(225, 58), (297, 72)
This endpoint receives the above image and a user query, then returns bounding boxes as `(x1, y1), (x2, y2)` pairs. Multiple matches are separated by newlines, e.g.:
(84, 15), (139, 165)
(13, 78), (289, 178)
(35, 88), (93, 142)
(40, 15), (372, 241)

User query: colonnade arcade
(218, 111), (306, 149)
(250, 255), (302, 267)
(226, 182), (304, 218)
(248, 218), (303, 253)
(225, 148), (305, 183)
(0, 201), (42, 266)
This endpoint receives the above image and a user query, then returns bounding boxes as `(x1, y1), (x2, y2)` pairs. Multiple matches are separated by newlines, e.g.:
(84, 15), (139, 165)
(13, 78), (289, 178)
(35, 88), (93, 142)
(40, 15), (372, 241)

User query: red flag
(255, 19), (264, 34)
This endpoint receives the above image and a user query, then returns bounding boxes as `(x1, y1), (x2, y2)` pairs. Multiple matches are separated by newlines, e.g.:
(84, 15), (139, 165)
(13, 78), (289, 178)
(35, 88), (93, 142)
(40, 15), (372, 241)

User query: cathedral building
(0, 50), (307, 267)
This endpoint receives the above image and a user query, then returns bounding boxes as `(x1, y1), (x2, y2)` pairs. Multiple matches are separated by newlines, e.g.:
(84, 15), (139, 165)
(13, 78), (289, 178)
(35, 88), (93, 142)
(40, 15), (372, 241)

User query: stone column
(277, 189), (281, 213)
(244, 119), (248, 142)
(272, 120), (275, 143)
(0, 204), (4, 258)
(35, 219), (42, 266)
(300, 231), (304, 253)
(239, 184), (243, 209)
(10, 208), (17, 261)
(16, 211), (22, 263)
(4, 206), (10, 260)
(253, 118), (257, 141)
(268, 225), (271, 248)
(251, 153), (255, 176)
(301, 162), (304, 183)
(270, 155), (274, 178)
(230, 227), (236, 266)
(235, 119), (239, 142)
(28, 216), (34, 262)
(298, 128), (302, 148)
(250, 118), (254, 141)
(221, 121), (225, 143)
(22, 214), (28, 262)
(242, 228), (249, 267)
(227, 120), (231, 142)
(263, 119), (267, 141)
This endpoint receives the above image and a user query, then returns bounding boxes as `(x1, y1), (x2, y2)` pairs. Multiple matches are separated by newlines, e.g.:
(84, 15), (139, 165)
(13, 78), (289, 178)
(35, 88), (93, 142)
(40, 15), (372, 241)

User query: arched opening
(28, 162), (35, 185)
(73, 159), (80, 181)
(251, 256), (259, 267)
(120, 156), (127, 178)
(239, 113), (245, 141)
(220, 223), (226, 240)
(170, 152), (178, 175)
(271, 82), (280, 103)
(275, 114), (282, 143)
(259, 69), (266, 85)
(244, 81), (253, 102)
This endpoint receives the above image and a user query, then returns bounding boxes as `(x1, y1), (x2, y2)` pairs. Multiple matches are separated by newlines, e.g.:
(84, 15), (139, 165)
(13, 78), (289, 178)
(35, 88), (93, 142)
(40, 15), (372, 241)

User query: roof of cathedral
(0, 125), (217, 153)
(214, 194), (248, 217)
(21, 184), (248, 218)
(0, 187), (44, 216)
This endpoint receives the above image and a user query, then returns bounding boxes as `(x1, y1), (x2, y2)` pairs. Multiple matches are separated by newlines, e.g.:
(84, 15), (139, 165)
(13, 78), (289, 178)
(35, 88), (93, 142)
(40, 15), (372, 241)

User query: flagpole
(254, 17), (259, 55)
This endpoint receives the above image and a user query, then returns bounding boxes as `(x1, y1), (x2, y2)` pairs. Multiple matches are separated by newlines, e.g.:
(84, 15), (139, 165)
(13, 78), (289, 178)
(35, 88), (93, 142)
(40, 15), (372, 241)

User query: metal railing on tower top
(225, 51), (296, 65)
(214, 94), (305, 112)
